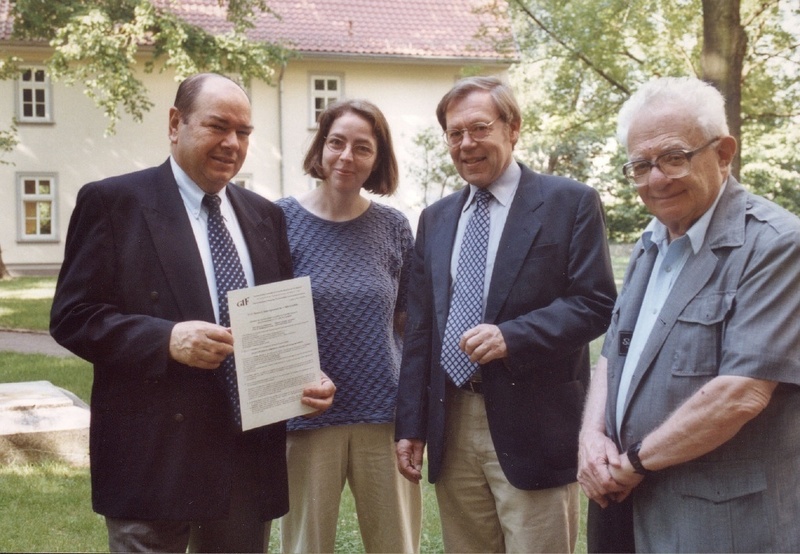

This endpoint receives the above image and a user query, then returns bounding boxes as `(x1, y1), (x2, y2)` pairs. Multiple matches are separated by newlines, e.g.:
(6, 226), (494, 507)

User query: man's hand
(460, 323), (507, 364)
(396, 438), (425, 484)
(578, 429), (630, 508)
(169, 321), (234, 369)
(606, 452), (644, 503)
(300, 372), (336, 416)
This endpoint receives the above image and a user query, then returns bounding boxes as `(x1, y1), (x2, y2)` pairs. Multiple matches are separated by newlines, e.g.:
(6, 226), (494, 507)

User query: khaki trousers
(436, 387), (579, 553)
(280, 423), (421, 553)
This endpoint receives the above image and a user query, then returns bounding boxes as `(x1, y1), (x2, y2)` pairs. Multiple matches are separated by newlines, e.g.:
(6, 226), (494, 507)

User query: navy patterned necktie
(203, 193), (247, 427)
(440, 189), (492, 387)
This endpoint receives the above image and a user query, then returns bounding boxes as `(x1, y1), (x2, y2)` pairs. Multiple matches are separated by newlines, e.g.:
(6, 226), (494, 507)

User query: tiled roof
(1, 0), (517, 62)
(155, 0), (517, 60)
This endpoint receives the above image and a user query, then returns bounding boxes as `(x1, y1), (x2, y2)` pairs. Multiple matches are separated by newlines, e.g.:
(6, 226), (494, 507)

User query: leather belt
(460, 380), (484, 394)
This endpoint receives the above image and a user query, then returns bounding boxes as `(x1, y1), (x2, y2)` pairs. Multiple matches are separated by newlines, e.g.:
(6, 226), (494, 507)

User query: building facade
(0, 0), (517, 274)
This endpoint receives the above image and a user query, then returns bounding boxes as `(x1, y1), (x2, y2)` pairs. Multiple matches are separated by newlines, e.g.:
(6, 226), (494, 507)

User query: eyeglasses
(324, 136), (376, 160)
(622, 137), (721, 186)
(443, 118), (500, 147)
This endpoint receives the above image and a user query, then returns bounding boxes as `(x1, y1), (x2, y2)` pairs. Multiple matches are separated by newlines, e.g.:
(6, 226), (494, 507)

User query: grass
(2, 352), (93, 403)
(0, 462), (105, 552)
(0, 276), (56, 331)
(0, 254), (628, 552)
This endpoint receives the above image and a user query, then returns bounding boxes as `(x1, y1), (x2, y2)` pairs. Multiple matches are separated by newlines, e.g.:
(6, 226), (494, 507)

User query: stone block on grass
(0, 380), (90, 467)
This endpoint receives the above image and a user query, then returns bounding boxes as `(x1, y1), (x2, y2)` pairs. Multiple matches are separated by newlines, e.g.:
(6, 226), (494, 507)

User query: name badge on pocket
(619, 331), (633, 356)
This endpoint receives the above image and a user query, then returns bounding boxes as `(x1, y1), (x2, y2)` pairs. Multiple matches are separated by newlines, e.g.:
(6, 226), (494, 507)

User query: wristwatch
(626, 441), (653, 475)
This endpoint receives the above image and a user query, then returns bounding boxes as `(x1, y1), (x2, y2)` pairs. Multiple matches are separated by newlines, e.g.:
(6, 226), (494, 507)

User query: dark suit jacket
(395, 162), (616, 489)
(50, 160), (293, 520)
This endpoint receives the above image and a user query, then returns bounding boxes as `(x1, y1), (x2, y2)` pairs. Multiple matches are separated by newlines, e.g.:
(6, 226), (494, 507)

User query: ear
(716, 135), (737, 169)
(168, 107), (181, 144)
(509, 118), (521, 146)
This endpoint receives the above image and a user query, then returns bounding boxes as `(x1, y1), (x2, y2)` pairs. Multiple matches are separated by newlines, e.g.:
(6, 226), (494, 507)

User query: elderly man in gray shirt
(578, 76), (800, 553)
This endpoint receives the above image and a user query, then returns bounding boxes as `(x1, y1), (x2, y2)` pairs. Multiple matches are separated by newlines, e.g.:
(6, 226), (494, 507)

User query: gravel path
(0, 329), (75, 357)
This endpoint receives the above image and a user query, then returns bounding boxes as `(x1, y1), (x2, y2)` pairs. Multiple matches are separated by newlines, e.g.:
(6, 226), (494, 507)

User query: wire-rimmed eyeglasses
(443, 118), (500, 147)
(622, 137), (721, 186)
(324, 136), (376, 160)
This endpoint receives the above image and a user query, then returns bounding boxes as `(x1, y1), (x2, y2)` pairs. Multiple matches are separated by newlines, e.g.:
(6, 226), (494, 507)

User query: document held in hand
(228, 276), (321, 431)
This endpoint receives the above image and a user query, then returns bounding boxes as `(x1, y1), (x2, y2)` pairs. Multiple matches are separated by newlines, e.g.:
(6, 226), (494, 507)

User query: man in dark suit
(50, 73), (335, 553)
(394, 76), (616, 552)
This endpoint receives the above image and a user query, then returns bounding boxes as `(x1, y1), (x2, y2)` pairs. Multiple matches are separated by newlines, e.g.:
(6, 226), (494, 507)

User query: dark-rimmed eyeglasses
(443, 118), (500, 147)
(622, 137), (721, 186)
(324, 136), (376, 160)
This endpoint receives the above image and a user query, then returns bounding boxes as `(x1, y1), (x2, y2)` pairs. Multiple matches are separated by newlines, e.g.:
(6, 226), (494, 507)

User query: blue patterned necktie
(203, 193), (247, 427)
(440, 188), (492, 387)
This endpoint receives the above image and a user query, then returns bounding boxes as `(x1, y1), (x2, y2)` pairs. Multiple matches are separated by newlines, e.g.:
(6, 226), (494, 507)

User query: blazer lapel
(622, 246), (718, 416)
(226, 185), (278, 285)
(142, 162), (214, 322)
(608, 242), (657, 438)
(432, 189), (469, 337)
(484, 170), (543, 323)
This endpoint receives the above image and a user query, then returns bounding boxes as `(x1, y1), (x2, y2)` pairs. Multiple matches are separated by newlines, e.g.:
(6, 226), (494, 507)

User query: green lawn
(0, 276), (55, 331)
(1, 258), (624, 552)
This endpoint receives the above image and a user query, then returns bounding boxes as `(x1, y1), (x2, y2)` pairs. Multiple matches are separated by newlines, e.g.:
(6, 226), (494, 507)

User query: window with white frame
(310, 75), (342, 126)
(17, 174), (57, 241)
(17, 67), (53, 123)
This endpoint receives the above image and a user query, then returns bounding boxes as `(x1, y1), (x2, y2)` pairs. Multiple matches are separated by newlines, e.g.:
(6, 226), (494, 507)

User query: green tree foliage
(0, 123), (18, 165)
(0, 57), (20, 163)
(5, 0), (291, 134)
(497, 0), (800, 241)
(408, 126), (463, 208)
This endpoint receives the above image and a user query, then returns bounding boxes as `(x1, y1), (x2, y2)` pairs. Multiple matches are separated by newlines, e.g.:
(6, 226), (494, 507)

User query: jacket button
(173, 413), (185, 422)
(150, 291), (159, 301)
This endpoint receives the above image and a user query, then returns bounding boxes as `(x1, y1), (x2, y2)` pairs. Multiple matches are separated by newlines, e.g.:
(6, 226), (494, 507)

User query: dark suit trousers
(106, 433), (269, 553)
(587, 495), (635, 553)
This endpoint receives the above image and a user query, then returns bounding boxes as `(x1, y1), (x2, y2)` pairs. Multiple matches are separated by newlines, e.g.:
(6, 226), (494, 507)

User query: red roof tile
(2, 0), (516, 61)
(259, 0), (516, 60)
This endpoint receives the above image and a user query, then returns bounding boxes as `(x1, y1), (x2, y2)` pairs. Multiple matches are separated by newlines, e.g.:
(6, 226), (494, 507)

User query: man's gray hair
(617, 77), (730, 149)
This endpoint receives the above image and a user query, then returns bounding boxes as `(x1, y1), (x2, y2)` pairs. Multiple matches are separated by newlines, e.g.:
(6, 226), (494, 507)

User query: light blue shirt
(170, 156), (254, 325)
(615, 181), (727, 435)
(449, 161), (521, 314)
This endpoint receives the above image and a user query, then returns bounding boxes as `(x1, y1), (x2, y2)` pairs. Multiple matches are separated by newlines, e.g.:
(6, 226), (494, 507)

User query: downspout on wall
(277, 62), (287, 198)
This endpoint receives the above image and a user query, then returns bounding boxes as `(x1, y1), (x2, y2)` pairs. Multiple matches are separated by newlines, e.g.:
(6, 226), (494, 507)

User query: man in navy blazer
(395, 76), (616, 552)
(50, 73), (334, 553)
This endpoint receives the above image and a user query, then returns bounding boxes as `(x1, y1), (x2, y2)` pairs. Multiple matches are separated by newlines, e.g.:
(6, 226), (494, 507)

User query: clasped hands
(169, 320), (336, 415)
(577, 430), (644, 508)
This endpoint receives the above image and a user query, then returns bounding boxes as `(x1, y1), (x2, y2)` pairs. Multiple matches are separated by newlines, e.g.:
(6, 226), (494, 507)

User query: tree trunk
(701, 0), (747, 179)
(0, 244), (11, 279)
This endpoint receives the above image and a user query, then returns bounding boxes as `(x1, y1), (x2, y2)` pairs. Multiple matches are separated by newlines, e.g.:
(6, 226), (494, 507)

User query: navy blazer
(395, 163), (616, 489)
(50, 160), (293, 520)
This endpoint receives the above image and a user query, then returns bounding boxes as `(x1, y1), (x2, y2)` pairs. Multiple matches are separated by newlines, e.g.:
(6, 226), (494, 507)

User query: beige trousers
(280, 422), (421, 553)
(436, 388), (579, 553)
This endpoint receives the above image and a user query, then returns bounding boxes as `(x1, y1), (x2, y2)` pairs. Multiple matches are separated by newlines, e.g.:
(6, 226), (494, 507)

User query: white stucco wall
(1, 51), (508, 274)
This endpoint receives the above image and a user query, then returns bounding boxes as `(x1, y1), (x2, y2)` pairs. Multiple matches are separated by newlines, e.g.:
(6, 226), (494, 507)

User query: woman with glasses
(276, 99), (420, 553)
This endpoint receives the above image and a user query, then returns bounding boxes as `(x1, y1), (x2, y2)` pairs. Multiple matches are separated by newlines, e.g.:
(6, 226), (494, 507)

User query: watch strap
(627, 441), (653, 475)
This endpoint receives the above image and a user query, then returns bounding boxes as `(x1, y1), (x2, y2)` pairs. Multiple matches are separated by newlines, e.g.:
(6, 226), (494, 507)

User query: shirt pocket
(670, 291), (734, 377)
(670, 459), (770, 552)
(674, 459), (766, 503)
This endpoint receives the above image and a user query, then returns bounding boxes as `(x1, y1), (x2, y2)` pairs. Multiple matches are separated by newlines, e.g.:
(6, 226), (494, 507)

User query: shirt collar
(641, 179), (728, 255)
(170, 155), (230, 219)
(462, 161), (520, 212)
